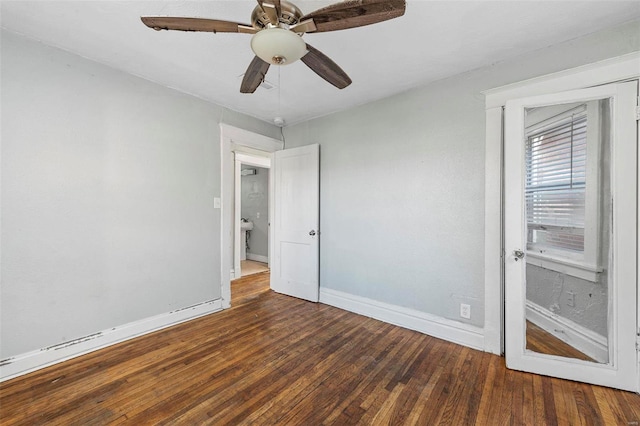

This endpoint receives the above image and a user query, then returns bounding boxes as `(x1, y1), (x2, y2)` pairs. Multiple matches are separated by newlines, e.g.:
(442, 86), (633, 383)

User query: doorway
(219, 124), (282, 308)
(219, 124), (321, 309)
(235, 154), (271, 278)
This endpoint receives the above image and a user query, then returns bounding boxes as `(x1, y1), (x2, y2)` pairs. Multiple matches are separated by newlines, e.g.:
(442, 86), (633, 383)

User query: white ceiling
(2, 1), (639, 126)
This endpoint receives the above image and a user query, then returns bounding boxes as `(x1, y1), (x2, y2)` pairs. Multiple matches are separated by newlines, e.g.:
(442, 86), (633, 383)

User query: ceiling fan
(141, 0), (406, 93)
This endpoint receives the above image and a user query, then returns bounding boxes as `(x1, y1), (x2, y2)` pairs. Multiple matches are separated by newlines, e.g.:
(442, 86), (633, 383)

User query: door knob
(513, 249), (525, 261)
(309, 230), (316, 236)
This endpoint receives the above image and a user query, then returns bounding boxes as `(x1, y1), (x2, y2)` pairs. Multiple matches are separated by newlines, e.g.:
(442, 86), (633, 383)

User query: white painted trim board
(320, 288), (485, 351)
(526, 300), (608, 363)
(483, 52), (640, 108)
(0, 299), (222, 382)
(246, 253), (269, 263)
(483, 106), (504, 355)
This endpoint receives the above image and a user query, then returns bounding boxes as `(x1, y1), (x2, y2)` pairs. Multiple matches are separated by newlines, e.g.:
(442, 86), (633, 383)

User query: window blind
(525, 106), (587, 253)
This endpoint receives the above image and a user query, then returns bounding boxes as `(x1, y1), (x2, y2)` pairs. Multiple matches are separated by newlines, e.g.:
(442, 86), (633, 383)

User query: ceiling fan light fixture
(251, 27), (306, 65)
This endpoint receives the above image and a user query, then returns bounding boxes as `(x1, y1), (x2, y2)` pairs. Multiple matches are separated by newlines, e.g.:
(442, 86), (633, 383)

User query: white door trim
(483, 106), (504, 355)
(220, 124), (282, 308)
(484, 52), (640, 108)
(483, 52), (640, 357)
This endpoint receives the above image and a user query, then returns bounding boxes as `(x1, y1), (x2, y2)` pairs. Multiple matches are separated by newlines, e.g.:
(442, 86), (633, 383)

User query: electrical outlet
(567, 291), (575, 307)
(460, 303), (471, 319)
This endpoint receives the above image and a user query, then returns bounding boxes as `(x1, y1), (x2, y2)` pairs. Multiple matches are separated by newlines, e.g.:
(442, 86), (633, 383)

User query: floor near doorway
(241, 260), (269, 276)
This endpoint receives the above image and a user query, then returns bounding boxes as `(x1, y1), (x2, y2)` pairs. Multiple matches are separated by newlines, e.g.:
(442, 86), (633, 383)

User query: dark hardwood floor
(1, 272), (639, 425)
(526, 320), (596, 362)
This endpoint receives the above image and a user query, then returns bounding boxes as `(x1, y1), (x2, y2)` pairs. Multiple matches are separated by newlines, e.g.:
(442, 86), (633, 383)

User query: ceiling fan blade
(240, 56), (271, 94)
(141, 16), (255, 33)
(301, 44), (351, 89)
(289, 18), (317, 34)
(300, 0), (406, 33)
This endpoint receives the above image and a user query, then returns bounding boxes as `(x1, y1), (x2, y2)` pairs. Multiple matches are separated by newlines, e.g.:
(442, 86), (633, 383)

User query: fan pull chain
(277, 67), (285, 147)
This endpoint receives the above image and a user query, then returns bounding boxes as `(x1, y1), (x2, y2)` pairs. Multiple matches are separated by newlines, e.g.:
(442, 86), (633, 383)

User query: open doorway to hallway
(238, 163), (270, 278)
(234, 155), (271, 279)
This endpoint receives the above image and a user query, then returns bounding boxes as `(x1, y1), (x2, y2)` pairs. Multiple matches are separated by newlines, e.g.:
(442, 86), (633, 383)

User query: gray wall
(284, 20), (640, 329)
(0, 30), (278, 358)
(241, 166), (269, 258)
(526, 266), (608, 336)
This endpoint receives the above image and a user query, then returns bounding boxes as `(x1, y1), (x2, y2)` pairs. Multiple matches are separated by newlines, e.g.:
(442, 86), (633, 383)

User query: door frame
(220, 124), (283, 308)
(482, 52), (639, 370)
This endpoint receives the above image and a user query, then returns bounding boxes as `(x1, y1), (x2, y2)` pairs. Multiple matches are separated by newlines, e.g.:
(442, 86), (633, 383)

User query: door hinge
(636, 97), (640, 120)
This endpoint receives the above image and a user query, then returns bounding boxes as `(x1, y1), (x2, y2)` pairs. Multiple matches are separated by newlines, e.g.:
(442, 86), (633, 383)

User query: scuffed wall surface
(526, 266), (608, 336)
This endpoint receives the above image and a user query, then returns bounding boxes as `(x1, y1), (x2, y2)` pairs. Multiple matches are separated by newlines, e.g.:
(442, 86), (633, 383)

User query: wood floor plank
(434, 347), (476, 425)
(325, 330), (423, 425)
(413, 344), (469, 425)
(383, 339), (439, 424)
(575, 383), (603, 426)
(553, 378), (573, 425)
(215, 317), (380, 425)
(531, 373), (547, 424)
(449, 350), (490, 425)
(526, 320), (595, 362)
(496, 357), (515, 425)
(278, 326), (417, 425)
(478, 355), (508, 424)
(542, 375), (560, 425)
(1, 272), (639, 425)
(510, 364), (525, 425)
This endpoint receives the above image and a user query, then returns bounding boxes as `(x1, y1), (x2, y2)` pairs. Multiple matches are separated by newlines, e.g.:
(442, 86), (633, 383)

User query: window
(525, 105), (586, 254)
(524, 101), (605, 279)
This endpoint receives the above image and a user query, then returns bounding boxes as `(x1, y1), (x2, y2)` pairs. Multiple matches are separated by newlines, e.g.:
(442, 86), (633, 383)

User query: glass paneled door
(504, 81), (638, 392)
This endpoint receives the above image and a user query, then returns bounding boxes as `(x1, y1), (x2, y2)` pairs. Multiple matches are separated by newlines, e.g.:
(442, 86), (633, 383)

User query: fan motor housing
(251, 1), (303, 29)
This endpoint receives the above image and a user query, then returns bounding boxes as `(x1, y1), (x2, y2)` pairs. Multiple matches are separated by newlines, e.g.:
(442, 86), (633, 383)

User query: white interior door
(504, 81), (638, 392)
(271, 144), (320, 302)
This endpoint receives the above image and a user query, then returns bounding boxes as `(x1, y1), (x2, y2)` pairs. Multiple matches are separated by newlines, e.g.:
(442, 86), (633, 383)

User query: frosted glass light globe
(251, 27), (307, 65)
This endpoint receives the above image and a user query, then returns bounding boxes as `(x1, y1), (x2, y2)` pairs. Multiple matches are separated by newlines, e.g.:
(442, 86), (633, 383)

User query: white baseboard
(0, 299), (223, 382)
(526, 300), (608, 363)
(246, 253), (268, 263)
(320, 288), (484, 351)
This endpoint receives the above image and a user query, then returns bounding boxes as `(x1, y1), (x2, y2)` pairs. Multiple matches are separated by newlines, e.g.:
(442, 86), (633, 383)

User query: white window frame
(523, 100), (603, 282)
